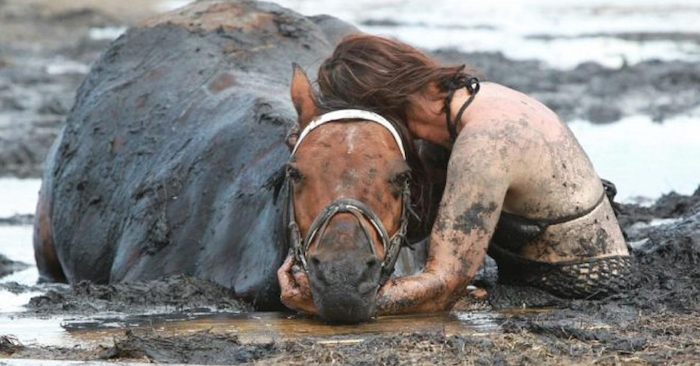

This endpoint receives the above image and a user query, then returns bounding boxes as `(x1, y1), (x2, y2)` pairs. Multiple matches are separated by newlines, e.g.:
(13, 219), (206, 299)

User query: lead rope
(444, 66), (480, 143)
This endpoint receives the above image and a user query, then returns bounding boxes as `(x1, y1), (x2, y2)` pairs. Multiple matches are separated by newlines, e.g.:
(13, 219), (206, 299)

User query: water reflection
(570, 115), (700, 202)
(0, 310), (514, 348)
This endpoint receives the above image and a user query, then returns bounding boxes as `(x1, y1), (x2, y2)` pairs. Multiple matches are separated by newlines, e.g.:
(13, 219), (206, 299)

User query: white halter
(290, 109), (407, 159)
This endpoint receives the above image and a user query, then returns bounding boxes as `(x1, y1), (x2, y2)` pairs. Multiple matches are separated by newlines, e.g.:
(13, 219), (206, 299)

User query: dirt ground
(0, 0), (167, 177)
(2, 0), (700, 364)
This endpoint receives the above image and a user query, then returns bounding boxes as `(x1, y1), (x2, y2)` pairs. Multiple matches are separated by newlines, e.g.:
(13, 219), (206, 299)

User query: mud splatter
(452, 201), (498, 234)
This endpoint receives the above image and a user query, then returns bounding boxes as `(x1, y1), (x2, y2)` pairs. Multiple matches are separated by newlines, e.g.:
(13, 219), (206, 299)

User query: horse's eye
(391, 170), (411, 186)
(286, 165), (303, 183)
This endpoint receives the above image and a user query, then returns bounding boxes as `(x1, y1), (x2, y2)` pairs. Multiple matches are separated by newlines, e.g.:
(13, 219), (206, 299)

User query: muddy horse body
(33, 1), (367, 309)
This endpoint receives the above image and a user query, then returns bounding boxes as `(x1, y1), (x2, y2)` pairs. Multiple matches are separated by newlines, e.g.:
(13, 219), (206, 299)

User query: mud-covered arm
(376, 128), (512, 315)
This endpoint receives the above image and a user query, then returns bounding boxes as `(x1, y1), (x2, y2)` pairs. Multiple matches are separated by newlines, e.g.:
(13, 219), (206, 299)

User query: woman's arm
(376, 126), (513, 314)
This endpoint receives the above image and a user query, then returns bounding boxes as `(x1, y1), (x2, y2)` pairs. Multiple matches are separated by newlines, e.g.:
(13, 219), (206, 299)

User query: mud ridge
(0, 214), (34, 226)
(7, 327), (698, 365)
(0, 335), (24, 356)
(434, 49), (700, 124)
(26, 274), (253, 315)
(97, 329), (278, 364)
(0, 254), (29, 279)
(618, 185), (700, 234)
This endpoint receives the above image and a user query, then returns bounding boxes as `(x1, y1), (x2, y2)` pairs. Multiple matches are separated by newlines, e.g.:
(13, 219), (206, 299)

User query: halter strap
(444, 76), (480, 142)
(286, 109), (412, 285)
(291, 109), (406, 159)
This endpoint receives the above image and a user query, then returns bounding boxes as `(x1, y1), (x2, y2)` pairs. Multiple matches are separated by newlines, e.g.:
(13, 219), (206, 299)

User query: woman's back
(470, 82), (603, 220)
(463, 82), (629, 294)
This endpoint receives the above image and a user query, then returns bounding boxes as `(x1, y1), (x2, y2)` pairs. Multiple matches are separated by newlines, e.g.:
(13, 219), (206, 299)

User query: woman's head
(316, 34), (476, 130)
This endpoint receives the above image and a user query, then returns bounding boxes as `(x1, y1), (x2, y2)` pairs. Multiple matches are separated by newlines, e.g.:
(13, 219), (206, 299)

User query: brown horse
(285, 65), (432, 323)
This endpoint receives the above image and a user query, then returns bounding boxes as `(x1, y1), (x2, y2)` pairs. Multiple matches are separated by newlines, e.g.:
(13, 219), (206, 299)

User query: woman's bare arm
(376, 123), (513, 314)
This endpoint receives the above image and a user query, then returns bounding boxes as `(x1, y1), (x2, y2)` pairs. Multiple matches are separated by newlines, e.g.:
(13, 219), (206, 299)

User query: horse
(32, 0), (439, 323)
(283, 64), (438, 322)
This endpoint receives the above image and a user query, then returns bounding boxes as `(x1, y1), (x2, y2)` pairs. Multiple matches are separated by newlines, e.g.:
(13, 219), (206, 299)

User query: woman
(278, 35), (633, 315)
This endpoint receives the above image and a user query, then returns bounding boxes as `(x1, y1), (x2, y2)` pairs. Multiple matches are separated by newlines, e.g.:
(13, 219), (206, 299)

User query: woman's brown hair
(316, 34), (476, 126)
(315, 34), (476, 239)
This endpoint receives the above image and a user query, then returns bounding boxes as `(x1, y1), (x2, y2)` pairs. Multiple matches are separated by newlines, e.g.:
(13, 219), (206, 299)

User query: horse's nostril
(365, 257), (379, 268)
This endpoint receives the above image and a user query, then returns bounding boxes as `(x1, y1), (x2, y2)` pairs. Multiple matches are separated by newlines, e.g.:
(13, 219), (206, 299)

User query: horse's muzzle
(308, 252), (381, 324)
(312, 287), (378, 324)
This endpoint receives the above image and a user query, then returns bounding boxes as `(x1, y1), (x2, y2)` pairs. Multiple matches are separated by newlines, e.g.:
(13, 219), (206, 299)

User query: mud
(434, 50), (700, 124)
(24, 274), (252, 315)
(0, 0), (124, 178)
(2, 186), (699, 364)
(5, 318), (699, 364)
(0, 336), (24, 356)
(0, 215), (34, 226)
(618, 185), (700, 233)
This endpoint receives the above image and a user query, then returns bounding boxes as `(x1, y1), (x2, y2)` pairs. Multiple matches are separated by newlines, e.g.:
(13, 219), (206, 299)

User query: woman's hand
(277, 254), (317, 315)
(375, 272), (452, 315)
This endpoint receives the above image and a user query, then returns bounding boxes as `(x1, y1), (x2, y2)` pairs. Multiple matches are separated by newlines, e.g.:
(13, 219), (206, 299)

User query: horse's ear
(290, 63), (320, 133)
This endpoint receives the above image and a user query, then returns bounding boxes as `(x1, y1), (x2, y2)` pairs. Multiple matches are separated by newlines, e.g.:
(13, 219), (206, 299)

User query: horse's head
(285, 65), (412, 323)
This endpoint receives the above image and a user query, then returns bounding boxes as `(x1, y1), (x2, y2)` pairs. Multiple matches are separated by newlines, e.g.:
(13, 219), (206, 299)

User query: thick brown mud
(24, 275), (252, 315)
(2, 187), (699, 364)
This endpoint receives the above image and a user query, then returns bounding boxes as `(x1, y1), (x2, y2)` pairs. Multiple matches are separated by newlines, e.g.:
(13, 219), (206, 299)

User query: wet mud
(2, 186), (699, 364)
(619, 185), (700, 232)
(24, 275), (252, 315)
(434, 50), (700, 124)
(0, 0), (124, 178)
(0, 215), (34, 226)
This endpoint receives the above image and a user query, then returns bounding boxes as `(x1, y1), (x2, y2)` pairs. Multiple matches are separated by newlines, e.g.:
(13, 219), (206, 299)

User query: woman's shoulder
(465, 82), (567, 145)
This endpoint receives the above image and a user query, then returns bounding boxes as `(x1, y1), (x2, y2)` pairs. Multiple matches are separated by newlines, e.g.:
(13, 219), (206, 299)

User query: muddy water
(0, 226), (37, 286)
(0, 310), (517, 349)
(0, 179), (41, 219)
(0, 307), (514, 352)
(569, 115), (700, 203)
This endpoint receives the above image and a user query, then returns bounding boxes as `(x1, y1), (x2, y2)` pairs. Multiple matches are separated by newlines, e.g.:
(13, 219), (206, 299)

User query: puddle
(45, 60), (90, 76)
(569, 115), (700, 202)
(88, 26), (127, 41)
(275, 0), (700, 69)
(0, 179), (41, 218)
(0, 225), (38, 287)
(158, 0), (194, 12)
(0, 310), (515, 349)
(0, 220), (514, 351)
(0, 316), (72, 348)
